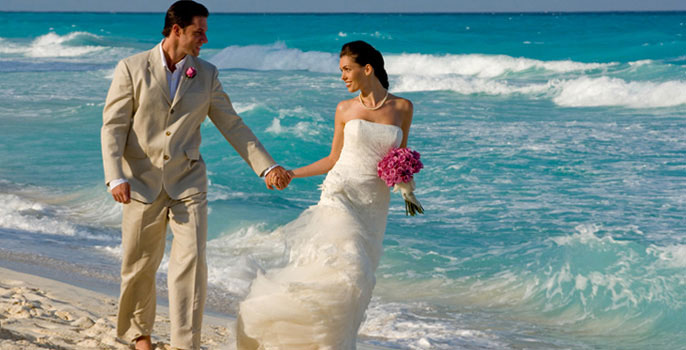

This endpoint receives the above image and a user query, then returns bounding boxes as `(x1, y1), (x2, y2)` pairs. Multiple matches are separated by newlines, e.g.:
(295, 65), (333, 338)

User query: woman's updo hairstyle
(340, 41), (389, 89)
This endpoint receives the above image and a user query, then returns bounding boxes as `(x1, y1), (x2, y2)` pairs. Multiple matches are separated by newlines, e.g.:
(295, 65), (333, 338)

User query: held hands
(110, 167), (291, 203)
(264, 166), (292, 190)
(111, 182), (131, 204)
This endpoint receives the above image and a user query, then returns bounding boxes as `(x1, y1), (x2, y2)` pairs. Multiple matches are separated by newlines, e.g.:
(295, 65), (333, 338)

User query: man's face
(178, 16), (208, 57)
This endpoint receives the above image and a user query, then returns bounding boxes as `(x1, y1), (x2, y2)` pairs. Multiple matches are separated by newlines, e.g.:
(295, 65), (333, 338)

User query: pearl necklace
(358, 91), (389, 110)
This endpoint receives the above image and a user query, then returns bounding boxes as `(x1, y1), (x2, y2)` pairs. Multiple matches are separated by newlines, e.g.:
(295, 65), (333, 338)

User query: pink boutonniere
(185, 67), (197, 79)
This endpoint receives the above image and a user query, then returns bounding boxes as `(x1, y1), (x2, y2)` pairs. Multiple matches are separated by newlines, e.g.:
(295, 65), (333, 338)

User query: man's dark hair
(162, 1), (209, 37)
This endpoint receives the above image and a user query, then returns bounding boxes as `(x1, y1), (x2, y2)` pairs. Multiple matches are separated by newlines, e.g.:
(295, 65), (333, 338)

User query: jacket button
(166, 131), (171, 136)
(163, 155), (169, 160)
(170, 109), (175, 114)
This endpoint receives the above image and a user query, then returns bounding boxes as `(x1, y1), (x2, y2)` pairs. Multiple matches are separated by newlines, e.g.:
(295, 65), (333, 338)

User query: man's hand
(111, 182), (131, 204)
(264, 166), (292, 190)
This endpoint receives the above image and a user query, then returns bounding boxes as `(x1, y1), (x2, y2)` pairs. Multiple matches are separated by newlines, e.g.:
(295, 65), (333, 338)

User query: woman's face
(339, 55), (367, 93)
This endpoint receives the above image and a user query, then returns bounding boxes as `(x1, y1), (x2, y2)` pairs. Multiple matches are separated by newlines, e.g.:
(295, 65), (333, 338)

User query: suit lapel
(147, 44), (172, 106)
(172, 55), (197, 109)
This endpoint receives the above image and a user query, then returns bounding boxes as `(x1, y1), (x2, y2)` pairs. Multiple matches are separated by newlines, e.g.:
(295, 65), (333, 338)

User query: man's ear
(172, 24), (181, 37)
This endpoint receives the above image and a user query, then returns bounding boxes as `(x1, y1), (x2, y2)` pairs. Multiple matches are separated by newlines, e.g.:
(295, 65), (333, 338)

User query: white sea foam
(552, 76), (686, 108)
(0, 32), (106, 58)
(207, 42), (612, 79)
(360, 299), (504, 350)
(95, 244), (122, 258)
(0, 193), (96, 238)
(232, 102), (260, 114)
(335, 31), (392, 40)
(629, 59), (654, 67)
(265, 118), (284, 133)
(0, 180), (122, 243)
(394, 74), (686, 108)
(208, 42), (338, 73)
(205, 224), (288, 298)
(276, 105), (324, 121)
(263, 105), (325, 139)
(550, 224), (627, 247)
(386, 53), (612, 78)
(102, 68), (115, 80)
(265, 117), (322, 138)
(205, 43), (685, 109)
(206, 189), (259, 202)
(392, 74), (552, 95)
(646, 244), (686, 268)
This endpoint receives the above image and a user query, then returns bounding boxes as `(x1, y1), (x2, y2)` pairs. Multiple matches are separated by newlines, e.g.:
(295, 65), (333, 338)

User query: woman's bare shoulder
(336, 97), (357, 110)
(335, 97), (358, 121)
(390, 95), (413, 112)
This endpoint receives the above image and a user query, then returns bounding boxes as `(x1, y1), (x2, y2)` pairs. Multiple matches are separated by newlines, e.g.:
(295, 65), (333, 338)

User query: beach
(0, 265), (232, 350)
(0, 263), (391, 350)
(0, 264), (392, 350)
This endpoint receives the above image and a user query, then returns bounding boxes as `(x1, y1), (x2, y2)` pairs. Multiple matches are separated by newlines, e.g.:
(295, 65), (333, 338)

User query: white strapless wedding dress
(237, 119), (403, 349)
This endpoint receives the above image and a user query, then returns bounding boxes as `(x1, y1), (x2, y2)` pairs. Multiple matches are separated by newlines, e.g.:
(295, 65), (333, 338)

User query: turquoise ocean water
(1, 11), (686, 349)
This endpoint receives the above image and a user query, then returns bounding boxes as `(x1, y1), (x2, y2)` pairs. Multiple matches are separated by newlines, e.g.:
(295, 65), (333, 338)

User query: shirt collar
(159, 39), (187, 72)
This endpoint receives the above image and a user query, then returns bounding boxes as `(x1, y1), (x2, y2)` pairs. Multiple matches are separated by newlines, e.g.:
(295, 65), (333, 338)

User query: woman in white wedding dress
(237, 40), (414, 349)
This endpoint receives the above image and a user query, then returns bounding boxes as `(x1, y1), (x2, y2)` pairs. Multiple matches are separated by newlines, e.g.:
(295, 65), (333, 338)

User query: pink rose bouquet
(378, 147), (425, 216)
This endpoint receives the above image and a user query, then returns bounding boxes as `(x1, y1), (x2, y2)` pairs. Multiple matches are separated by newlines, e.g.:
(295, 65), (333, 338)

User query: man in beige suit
(101, 2), (290, 349)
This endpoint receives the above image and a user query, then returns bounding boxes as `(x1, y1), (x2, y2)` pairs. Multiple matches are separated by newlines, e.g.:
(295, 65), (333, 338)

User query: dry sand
(0, 266), (231, 350)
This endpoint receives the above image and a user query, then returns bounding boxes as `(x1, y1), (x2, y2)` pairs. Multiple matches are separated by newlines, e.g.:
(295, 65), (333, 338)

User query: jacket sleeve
(207, 67), (276, 176)
(101, 60), (134, 186)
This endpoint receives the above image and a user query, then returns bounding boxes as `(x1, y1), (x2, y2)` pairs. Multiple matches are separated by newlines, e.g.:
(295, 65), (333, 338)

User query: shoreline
(0, 249), (233, 318)
(0, 257), (388, 349)
(0, 265), (232, 350)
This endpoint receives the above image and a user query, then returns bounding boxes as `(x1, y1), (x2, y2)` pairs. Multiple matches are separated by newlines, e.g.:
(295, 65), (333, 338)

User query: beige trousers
(116, 190), (208, 350)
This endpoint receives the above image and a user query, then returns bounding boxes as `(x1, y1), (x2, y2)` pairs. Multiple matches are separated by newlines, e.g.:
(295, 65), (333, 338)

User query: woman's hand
(265, 166), (292, 190)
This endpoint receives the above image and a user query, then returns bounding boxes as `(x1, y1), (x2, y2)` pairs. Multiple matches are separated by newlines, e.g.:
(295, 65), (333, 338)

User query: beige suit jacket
(101, 44), (275, 203)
